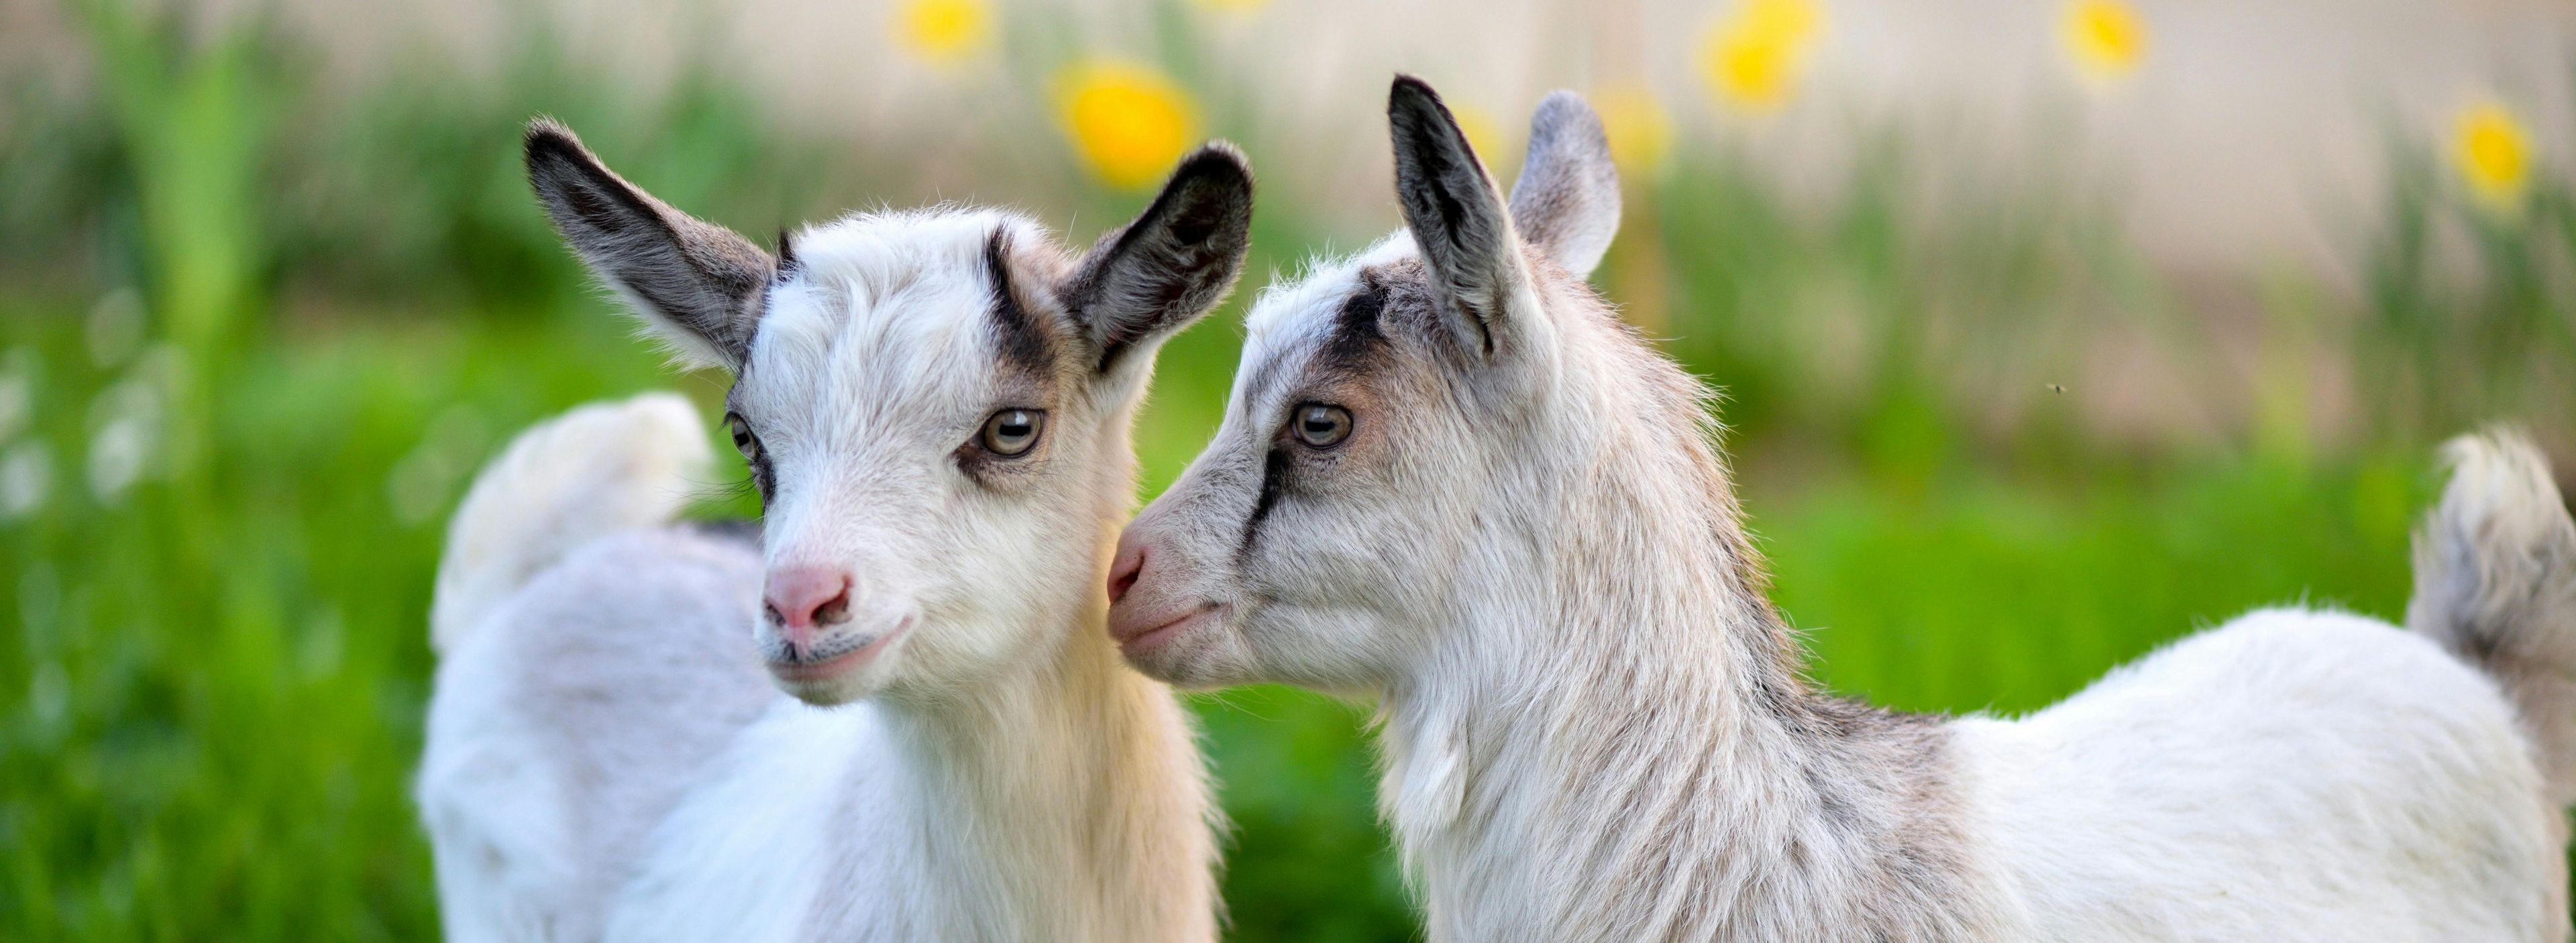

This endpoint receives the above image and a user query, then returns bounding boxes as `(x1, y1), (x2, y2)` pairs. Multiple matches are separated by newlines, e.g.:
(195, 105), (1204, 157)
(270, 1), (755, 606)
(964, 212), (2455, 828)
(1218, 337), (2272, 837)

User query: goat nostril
(813, 590), (851, 626)
(765, 569), (851, 630)
(1108, 547), (1145, 604)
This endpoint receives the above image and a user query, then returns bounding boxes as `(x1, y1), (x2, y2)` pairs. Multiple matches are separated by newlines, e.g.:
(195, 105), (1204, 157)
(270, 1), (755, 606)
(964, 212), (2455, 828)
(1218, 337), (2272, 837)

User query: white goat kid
(1106, 76), (2576, 942)
(417, 121), (1254, 942)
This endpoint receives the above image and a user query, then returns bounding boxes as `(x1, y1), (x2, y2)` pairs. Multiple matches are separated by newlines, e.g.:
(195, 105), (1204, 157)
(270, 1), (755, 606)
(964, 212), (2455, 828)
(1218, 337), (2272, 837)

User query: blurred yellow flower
(1191, 0), (1271, 12)
(894, 0), (991, 66)
(2455, 100), (2535, 209)
(1700, 0), (1828, 114)
(1055, 62), (1201, 190)
(1593, 82), (1673, 177)
(2061, 0), (2146, 86)
(1739, 0), (1823, 44)
(1448, 101), (1506, 166)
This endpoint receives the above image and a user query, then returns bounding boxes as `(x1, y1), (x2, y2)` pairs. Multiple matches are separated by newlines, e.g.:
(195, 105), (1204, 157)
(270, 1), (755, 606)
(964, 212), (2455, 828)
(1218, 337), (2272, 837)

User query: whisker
(686, 473), (762, 506)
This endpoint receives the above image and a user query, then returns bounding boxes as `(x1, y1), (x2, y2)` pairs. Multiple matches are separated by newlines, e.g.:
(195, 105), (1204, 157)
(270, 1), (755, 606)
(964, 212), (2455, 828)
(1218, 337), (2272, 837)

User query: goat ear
(1060, 144), (1256, 373)
(1507, 91), (1621, 278)
(524, 118), (773, 370)
(1388, 76), (1523, 357)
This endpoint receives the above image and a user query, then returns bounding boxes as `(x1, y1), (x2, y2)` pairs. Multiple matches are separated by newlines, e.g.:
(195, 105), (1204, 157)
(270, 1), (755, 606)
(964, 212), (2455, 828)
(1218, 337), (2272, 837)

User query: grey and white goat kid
(1108, 77), (2576, 942)
(417, 121), (1253, 942)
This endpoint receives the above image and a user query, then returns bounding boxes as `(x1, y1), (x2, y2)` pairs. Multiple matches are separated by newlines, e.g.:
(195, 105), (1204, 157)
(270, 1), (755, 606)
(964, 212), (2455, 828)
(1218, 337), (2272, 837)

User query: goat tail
(2408, 428), (2576, 806)
(430, 392), (710, 656)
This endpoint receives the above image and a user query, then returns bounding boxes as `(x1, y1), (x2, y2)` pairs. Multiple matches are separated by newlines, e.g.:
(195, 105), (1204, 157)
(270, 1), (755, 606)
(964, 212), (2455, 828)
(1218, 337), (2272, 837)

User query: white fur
(420, 205), (1225, 942)
(429, 392), (709, 655)
(1114, 85), (2576, 942)
(1958, 608), (2559, 940)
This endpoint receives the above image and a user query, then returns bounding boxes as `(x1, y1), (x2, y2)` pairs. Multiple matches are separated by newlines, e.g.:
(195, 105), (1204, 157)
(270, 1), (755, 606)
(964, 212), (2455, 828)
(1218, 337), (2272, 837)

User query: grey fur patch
(1506, 91), (1622, 278)
(2408, 429), (2576, 804)
(488, 530), (776, 928)
(525, 118), (775, 368)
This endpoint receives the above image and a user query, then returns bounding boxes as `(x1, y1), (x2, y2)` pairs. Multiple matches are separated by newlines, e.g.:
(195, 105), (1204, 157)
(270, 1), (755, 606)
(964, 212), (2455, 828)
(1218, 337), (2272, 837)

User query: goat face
(1108, 78), (1623, 689)
(527, 121), (1253, 705)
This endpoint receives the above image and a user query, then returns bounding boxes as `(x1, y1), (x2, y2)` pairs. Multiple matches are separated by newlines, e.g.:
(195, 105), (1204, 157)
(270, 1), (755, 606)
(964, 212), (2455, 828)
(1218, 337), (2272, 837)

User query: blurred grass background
(0, 0), (2571, 939)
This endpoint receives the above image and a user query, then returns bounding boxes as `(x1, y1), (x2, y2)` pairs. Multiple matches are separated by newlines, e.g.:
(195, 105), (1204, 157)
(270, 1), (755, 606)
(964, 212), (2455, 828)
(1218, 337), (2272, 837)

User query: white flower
(88, 416), (150, 504)
(85, 374), (162, 505)
(1, 441), (54, 518)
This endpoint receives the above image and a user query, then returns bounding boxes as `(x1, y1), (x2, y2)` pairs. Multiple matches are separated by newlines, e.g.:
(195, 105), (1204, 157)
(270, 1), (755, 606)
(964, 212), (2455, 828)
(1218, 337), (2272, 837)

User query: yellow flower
(1191, 0), (1271, 12)
(1593, 82), (1673, 177)
(1055, 62), (1201, 190)
(1739, 0), (1823, 46)
(1448, 101), (1506, 167)
(2061, 0), (2146, 86)
(2455, 100), (2535, 209)
(1700, 0), (1829, 114)
(894, 0), (991, 66)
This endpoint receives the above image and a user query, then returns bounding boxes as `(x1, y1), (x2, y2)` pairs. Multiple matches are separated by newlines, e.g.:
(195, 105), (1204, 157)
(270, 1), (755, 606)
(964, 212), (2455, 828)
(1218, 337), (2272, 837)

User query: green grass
(3, 4), (2569, 939)
(0, 294), (2470, 941)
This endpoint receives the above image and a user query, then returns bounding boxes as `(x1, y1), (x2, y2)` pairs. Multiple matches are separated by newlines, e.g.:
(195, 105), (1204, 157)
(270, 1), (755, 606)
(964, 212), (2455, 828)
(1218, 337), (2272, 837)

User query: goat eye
(1291, 404), (1353, 449)
(724, 413), (759, 460)
(979, 408), (1044, 457)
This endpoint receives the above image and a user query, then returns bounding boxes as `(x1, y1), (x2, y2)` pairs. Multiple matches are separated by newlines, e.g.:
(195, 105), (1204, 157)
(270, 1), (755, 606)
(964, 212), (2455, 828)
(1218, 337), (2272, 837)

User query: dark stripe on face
(984, 227), (1057, 375)
(1319, 272), (1389, 372)
(1236, 447), (1291, 561)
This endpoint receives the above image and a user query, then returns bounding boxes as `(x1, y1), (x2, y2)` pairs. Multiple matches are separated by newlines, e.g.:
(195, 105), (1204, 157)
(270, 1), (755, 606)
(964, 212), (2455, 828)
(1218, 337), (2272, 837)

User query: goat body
(419, 123), (1256, 942)
(1110, 78), (2576, 942)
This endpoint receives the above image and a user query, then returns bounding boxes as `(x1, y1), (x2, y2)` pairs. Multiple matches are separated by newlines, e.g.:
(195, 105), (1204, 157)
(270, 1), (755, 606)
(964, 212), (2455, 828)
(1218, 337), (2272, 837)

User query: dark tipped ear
(524, 118), (773, 370)
(1059, 143), (1256, 373)
(1388, 75), (1520, 356)
(1508, 91), (1621, 277)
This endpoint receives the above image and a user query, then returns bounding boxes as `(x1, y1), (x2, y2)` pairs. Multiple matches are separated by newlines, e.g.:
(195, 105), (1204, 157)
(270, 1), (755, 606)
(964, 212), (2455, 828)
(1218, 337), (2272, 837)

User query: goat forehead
(739, 211), (1038, 431)
(1235, 233), (1429, 415)
(1244, 233), (1416, 343)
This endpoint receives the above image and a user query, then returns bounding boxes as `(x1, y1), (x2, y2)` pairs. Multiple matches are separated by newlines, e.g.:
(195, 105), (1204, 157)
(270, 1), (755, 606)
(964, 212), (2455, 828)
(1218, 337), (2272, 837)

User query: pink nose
(765, 567), (852, 646)
(1108, 535), (1147, 604)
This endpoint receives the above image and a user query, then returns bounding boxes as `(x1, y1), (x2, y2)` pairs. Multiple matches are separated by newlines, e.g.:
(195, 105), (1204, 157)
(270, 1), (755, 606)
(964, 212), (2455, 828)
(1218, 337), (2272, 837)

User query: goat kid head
(1107, 78), (1629, 689)
(527, 120), (1254, 706)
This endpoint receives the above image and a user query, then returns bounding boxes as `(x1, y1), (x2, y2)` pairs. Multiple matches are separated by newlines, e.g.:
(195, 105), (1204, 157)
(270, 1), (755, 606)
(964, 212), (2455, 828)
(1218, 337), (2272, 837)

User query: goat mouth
(1116, 604), (1219, 656)
(766, 622), (909, 684)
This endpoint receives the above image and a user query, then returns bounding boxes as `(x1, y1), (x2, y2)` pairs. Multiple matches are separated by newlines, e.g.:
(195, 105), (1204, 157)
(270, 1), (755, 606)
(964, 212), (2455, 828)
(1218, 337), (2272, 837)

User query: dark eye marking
(1319, 274), (1390, 372)
(984, 227), (1057, 375)
(723, 410), (775, 504)
(1236, 447), (1292, 562)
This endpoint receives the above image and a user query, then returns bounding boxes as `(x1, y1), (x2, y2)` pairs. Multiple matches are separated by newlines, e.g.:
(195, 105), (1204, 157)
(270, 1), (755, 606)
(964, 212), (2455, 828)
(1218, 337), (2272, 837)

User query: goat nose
(1108, 537), (1147, 604)
(765, 567), (853, 640)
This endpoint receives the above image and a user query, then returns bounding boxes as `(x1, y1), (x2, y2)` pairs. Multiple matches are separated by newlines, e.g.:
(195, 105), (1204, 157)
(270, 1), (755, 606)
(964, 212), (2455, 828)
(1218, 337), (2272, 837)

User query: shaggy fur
(417, 123), (1254, 942)
(1108, 78), (2576, 942)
